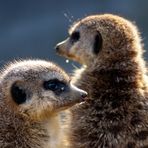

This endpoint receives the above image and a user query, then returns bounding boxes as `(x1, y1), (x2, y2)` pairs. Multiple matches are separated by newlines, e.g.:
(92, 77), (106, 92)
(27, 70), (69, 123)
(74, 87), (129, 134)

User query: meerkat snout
(55, 38), (72, 58)
(70, 83), (88, 100)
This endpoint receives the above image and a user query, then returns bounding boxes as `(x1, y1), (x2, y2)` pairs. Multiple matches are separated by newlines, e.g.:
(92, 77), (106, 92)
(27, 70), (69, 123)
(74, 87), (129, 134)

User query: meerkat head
(0, 60), (87, 121)
(56, 14), (142, 65)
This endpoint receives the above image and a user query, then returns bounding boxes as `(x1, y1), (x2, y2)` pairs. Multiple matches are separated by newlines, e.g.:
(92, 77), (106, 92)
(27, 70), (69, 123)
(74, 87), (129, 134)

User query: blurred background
(0, 0), (148, 72)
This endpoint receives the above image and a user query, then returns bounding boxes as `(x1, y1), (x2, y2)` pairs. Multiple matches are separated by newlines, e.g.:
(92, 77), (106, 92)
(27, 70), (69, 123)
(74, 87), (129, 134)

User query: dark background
(0, 0), (148, 72)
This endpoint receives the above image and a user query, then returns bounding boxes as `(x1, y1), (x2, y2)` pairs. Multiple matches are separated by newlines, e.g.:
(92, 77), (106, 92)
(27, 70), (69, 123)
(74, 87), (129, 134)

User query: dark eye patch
(93, 31), (103, 55)
(11, 83), (27, 105)
(70, 31), (80, 43)
(43, 79), (68, 95)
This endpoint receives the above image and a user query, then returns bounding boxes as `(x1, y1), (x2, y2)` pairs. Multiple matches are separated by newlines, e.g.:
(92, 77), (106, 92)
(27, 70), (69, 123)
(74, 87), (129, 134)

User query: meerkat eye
(70, 31), (80, 43)
(93, 31), (103, 55)
(43, 79), (67, 94)
(11, 83), (27, 105)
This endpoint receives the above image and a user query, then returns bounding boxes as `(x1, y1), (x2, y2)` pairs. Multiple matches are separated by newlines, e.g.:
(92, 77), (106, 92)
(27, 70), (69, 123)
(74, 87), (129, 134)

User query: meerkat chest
(45, 115), (64, 148)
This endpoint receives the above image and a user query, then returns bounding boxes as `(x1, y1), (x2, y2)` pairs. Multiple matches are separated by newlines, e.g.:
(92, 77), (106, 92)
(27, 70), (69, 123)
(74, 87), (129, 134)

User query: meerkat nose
(81, 91), (88, 98)
(55, 45), (60, 52)
(70, 84), (88, 101)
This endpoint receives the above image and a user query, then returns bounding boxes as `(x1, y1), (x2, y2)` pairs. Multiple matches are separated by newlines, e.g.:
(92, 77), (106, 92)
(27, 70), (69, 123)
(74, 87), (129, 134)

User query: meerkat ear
(93, 31), (103, 55)
(11, 83), (27, 105)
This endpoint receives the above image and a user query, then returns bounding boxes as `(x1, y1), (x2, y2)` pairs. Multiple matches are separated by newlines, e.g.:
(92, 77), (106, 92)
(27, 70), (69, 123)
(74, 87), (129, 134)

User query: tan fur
(0, 59), (87, 148)
(56, 14), (148, 147)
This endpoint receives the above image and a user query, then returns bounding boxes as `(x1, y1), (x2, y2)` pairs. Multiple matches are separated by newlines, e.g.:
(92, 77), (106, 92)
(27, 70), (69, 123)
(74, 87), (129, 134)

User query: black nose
(55, 45), (59, 52)
(81, 92), (88, 98)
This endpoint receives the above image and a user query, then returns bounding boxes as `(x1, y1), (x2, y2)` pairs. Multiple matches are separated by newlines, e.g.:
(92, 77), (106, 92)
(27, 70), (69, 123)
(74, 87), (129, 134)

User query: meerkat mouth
(55, 96), (88, 111)
(57, 49), (75, 59)
(64, 97), (87, 107)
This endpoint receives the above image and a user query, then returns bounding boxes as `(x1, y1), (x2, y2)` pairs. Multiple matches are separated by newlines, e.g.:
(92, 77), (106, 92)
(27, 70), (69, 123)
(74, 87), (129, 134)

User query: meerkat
(55, 14), (148, 148)
(0, 59), (87, 148)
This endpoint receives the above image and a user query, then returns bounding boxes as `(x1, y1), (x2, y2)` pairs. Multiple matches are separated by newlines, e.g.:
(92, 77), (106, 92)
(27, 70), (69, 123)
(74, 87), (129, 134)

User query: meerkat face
(56, 24), (102, 65)
(56, 14), (139, 65)
(0, 60), (87, 121)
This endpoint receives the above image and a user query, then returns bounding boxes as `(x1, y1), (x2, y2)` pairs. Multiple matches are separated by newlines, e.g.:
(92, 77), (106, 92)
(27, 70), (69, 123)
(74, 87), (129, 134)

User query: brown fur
(0, 59), (87, 148)
(56, 14), (148, 148)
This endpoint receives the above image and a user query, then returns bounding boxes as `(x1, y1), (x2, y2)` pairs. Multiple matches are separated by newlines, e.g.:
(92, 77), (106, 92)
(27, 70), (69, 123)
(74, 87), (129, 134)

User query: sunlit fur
(56, 14), (148, 147)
